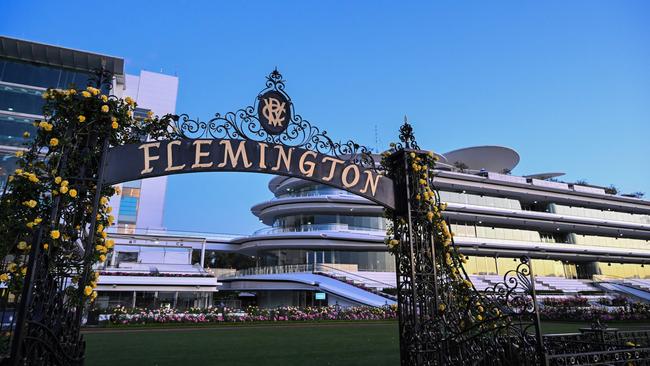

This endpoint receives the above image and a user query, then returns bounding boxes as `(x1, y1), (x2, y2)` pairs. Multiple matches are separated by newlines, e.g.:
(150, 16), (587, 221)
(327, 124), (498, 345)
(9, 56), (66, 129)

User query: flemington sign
(103, 138), (394, 208)
(101, 70), (395, 209)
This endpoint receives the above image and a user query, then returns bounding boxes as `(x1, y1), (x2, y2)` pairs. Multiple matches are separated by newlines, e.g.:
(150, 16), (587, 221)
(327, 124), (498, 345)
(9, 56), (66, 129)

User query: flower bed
(104, 305), (397, 325)
(539, 296), (650, 321)
(98, 271), (213, 278)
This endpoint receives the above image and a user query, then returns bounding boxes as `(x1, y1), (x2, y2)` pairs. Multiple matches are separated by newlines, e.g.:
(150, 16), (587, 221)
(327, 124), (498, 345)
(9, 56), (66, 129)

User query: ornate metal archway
(1, 69), (648, 365)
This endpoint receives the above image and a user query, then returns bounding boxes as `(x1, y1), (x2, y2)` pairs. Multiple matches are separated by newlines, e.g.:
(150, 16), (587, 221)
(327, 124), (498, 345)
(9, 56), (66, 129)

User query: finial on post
(398, 115), (419, 150)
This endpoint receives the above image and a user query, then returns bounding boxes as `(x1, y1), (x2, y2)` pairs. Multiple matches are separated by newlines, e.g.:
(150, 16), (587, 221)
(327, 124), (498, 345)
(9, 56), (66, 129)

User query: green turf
(84, 322), (400, 366)
(84, 321), (650, 366)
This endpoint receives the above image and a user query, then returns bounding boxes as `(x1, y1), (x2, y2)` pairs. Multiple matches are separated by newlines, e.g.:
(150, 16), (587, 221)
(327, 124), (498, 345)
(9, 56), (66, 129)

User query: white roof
(443, 145), (520, 173)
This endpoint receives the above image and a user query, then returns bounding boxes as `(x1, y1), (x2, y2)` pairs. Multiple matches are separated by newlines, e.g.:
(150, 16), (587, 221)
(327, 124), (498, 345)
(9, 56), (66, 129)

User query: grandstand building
(219, 146), (650, 307)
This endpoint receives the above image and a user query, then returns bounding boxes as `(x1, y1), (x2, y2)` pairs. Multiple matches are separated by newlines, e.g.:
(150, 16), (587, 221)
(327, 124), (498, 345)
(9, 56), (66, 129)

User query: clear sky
(3, 1), (649, 235)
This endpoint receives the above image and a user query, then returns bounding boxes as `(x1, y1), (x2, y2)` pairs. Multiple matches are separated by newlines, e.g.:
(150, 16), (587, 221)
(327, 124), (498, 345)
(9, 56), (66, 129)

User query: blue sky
(3, 1), (649, 234)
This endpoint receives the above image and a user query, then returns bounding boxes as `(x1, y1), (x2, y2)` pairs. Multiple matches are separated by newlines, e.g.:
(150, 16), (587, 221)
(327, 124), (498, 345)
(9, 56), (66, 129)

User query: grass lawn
(84, 321), (650, 366)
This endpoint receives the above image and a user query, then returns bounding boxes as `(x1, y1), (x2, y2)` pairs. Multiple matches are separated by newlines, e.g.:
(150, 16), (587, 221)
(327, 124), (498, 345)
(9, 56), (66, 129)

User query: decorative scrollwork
(172, 69), (378, 169)
(394, 116), (420, 151)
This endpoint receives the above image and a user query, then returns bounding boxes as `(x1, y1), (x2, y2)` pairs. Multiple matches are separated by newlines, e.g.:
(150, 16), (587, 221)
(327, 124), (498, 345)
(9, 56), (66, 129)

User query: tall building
(0, 36), (122, 190)
(0, 36), (221, 310)
(109, 70), (179, 232)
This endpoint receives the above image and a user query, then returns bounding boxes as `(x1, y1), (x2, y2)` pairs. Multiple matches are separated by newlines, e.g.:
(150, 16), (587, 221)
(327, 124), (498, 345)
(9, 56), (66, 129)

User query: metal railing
(221, 264), (316, 278)
(252, 224), (385, 236)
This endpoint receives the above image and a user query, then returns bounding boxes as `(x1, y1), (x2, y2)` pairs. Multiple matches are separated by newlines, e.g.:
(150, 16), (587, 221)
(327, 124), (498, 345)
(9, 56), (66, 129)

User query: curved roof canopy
(443, 146), (520, 173)
(524, 172), (566, 180)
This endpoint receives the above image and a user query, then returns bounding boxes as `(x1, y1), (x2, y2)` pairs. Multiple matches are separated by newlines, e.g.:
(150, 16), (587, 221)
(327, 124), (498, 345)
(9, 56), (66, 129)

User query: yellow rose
(105, 239), (115, 248)
(78, 115), (86, 123)
(54, 176), (62, 184)
(23, 131), (30, 138)
(100, 197), (109, 205)
(60, 186), (69, 194)
(426, 211), (434, 222)
(68, 89), (76, 95)
(125, 96), (134, 105)
(26, 222), (34, 229)
(111, 121), (118, 129)
(0, 273), (8, 282)
(50, 230), (61, 239)
(20, 267), (27, 276)
(99, 254), (106, 262)
(49, 138), (59, 147)
(7, 263), (17, 273)
(96, 224), (104, 232)
(34, 218), (42, 224)
(69, 189), (78, 198)
(61, 180), (69, 187)
(84, 286), (93, 296)
(81, 91), (91, 98)
(17, 241), (27, 250)
(43, 243), (49, 250)
(101, 95), (108, 102)
(101, 105), (109, 113)
(15, 151), (23, 158)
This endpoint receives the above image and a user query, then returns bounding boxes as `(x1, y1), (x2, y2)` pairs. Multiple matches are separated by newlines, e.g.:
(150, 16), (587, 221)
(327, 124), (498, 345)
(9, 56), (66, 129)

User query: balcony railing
(253, 224), (385, 236)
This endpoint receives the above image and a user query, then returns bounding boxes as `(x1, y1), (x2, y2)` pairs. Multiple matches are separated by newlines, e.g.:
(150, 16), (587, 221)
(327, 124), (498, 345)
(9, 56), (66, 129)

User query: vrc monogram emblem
(258, 90), (290, 134)
(262, 97), (286, 127)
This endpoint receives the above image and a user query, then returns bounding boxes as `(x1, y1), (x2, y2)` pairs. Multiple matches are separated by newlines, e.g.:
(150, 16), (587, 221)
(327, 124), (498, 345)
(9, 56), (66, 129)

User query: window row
(550, 203), (650, 225)
(597, 262), (650, 279)
(273, 214), (387, 232)
(438, 190), (522, 210)
(257, 249), (395, 272)
(570, 234), (650, 251)
(463, 256), (573, 278)
(0, 59), (95, 90)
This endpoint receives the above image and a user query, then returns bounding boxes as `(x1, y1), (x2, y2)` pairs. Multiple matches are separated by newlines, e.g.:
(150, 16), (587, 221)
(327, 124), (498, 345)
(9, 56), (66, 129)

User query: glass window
(0, 85), (45, 115)
(0, 114), (37, 146)
(135, 291), (156, 308)
(0, 58), (94, 90)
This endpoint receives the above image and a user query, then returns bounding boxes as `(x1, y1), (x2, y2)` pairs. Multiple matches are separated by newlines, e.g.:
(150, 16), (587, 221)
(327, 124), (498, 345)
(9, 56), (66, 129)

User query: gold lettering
(272, 145), (294, 171)
(191, 140), (213, 169)
(321, 157), (344, 181)
(164, 140), (186, 172)
(218, 140), (252, 168)
(342, 164), (360, 188)
(258, 142), (268, 169)
(139, 142), (160, 174)
(298, 151), (318, 177)
(360, 170), (381, 196)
